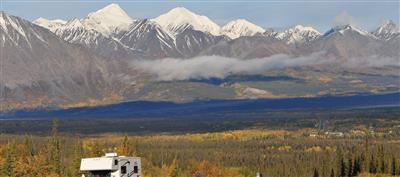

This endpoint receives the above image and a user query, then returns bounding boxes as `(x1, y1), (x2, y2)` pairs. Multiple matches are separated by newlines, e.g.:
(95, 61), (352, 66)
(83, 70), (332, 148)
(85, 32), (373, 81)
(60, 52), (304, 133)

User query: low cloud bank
(131, 54), (398, 81)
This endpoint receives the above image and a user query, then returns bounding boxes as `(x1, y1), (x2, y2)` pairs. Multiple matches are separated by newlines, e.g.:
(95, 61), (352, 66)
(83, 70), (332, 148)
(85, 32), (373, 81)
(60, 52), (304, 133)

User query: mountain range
(1, 3), (399, 111)
(31, 3), (399, 59)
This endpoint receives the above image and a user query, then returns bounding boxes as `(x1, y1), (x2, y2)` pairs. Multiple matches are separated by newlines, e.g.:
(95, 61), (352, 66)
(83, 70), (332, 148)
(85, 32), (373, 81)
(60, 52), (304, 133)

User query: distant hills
(1, 4), (399, 111)
(2, 92), (399, 119)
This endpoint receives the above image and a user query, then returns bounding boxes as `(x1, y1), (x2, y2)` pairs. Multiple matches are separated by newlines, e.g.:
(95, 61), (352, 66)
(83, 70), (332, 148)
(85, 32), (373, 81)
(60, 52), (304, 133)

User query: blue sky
(2, 0), (399, 32)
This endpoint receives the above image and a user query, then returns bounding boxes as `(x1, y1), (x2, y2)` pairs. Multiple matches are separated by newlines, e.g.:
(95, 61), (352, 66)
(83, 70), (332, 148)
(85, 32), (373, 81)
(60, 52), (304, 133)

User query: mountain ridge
(2, 6), (400, 111)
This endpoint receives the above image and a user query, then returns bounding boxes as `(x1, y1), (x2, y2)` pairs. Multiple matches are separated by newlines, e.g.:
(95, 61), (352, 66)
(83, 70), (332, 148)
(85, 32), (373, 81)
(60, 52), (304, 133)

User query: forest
(0, 119), (399, 177)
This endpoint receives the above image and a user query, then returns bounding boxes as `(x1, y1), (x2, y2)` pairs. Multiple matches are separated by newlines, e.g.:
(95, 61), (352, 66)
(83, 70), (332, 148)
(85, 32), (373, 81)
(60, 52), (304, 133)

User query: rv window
(121, 166), (127, 174)
(114, 160), (118, 165)
(134, 166), (138, 173)
(89, 171), (111, 177)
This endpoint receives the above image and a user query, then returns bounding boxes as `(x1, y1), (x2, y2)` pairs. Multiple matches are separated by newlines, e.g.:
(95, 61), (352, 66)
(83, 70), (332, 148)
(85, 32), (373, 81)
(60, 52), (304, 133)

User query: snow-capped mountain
(0, 12), (120, 110)
(276, 25), (321, 44)
(175, 28), (227, 58)
(33, 17), (66, 32)
(81, 3), (133, 36)
(25, 4), (399, 60)
(221, 19), (265, 39)
(322, 24), (376, 39)
(313, 24), (385, 58)
(372, 20), (400, 41)
(203, 35), (295, 59)
(55, 18), (102, 45)
(2, 8), (400, 111)
(152, 7), (221, 36)
(263, 28), (279, 38)
(118, 19), (181, 59)
(55, 18), (138, 60)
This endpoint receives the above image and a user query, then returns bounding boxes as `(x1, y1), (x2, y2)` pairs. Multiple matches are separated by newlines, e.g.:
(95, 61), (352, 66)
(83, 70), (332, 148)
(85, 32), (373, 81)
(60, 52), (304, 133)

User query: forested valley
(0, 119), (399, 177)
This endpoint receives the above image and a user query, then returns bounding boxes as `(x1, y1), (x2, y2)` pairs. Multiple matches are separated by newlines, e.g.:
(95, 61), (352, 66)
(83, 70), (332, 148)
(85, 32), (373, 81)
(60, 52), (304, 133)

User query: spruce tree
(377, 145), (385, 173)
(336, 148), (346, 177)
(1, 141), (15, 177)
(313, 168), (319, 177)
(49, 118), (61, 175)
(391, 156), (397, 176)
(70, 137), (83, 177)
(369, 154), (376, 173)
(117, 135), (133, 156)
(352, 156), (361, 176)
(347, 158), (353, 177)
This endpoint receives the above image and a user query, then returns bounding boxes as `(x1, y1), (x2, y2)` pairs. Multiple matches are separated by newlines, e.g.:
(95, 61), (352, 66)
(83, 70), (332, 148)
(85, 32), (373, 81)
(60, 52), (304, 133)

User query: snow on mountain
(1, 11), (119, 111)
(81, 3), (133, 36)
(54, 17), (138, 60)
(152, 7), (221, 36)
(323, 24), (376, 39)
(276, 25), (321, 44)
(372, 20), (400, 41)
(263, 28), (279, 38)
(313, 24), (385, 59)
(118, 19), (181, 58)
(1, 11), (42, 48)
(221, 19), (265, 39)
(55, 18), (96, 44)
(33, 17), (66, 32)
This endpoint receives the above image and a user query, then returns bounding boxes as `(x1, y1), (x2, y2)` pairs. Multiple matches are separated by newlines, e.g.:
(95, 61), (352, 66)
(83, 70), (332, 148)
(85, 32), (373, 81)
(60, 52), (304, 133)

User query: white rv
(80, 153), (141, 177)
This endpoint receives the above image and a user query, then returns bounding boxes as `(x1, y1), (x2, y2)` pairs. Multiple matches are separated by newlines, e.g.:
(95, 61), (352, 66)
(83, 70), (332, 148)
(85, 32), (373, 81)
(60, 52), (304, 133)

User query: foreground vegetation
(0, 119), (399, 177)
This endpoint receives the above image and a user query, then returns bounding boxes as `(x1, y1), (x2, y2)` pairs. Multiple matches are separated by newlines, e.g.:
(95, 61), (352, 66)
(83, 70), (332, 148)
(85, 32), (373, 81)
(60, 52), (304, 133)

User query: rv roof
(80, 157), (117, 171)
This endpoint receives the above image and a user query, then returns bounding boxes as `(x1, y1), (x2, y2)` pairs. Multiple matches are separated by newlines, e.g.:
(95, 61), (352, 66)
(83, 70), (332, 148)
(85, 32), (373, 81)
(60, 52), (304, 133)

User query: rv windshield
(88, 171), (111, 177)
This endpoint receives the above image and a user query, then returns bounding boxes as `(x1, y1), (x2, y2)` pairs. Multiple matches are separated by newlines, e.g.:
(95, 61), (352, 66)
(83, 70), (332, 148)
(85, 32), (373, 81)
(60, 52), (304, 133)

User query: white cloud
(131, 53), (326, 81)
(130, 54), (398, 81)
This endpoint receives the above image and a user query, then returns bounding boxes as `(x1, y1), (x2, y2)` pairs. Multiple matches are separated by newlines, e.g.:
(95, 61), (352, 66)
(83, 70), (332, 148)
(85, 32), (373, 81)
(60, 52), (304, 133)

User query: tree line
(0, 119), (399, 177)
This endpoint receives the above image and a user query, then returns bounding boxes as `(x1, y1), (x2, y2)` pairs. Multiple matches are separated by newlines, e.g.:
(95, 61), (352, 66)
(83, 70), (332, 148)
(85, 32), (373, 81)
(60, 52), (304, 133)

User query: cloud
(131, 54), (399, 81)
(332, 11), (358, 26)
(131, 53), (326, 81)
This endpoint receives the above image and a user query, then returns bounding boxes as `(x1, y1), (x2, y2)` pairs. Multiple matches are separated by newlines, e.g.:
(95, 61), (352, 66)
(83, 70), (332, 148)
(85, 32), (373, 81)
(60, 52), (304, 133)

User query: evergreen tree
(377, 145), (385, 173)
(313, 168), (319, 177)
(369, 154), (376, 174)
(352, 156), (361, 176)
(340, 158), (346, 177)
(22, 135), (34, 157)
(1, 141), (15, 177)
(337, 148), (346, 177)
(347, 157), (353, 177)
(330, 168), (334, 177)
(391, 156), (397, 176)
(117, 135), (133, 156)
(49, 118), (62, 175)
(70, 137), (83, 177)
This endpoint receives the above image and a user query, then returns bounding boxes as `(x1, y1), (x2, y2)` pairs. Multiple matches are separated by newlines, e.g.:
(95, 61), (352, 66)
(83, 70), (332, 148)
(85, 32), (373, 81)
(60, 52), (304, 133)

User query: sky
(1, 0), (399, 32)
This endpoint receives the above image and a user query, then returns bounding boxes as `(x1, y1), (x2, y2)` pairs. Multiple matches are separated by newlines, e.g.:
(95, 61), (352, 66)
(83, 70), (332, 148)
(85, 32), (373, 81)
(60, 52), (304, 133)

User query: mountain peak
(168, 7), (194, 15)
(381, 19), (396, 26)
(323, 24), (372, 37)
(276, 25), (321, 44)
(64, 18), (84, 29)
(0, 12), (28, 36)
(33, 17), (66, 32)
(100, 3), (123, 11)
(222, 19), (265, 39)
(82, 3), (133, 36)
(0, 11), (7, 29)
(372, 19), (399, 41)
(153, 7), (221, 36)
